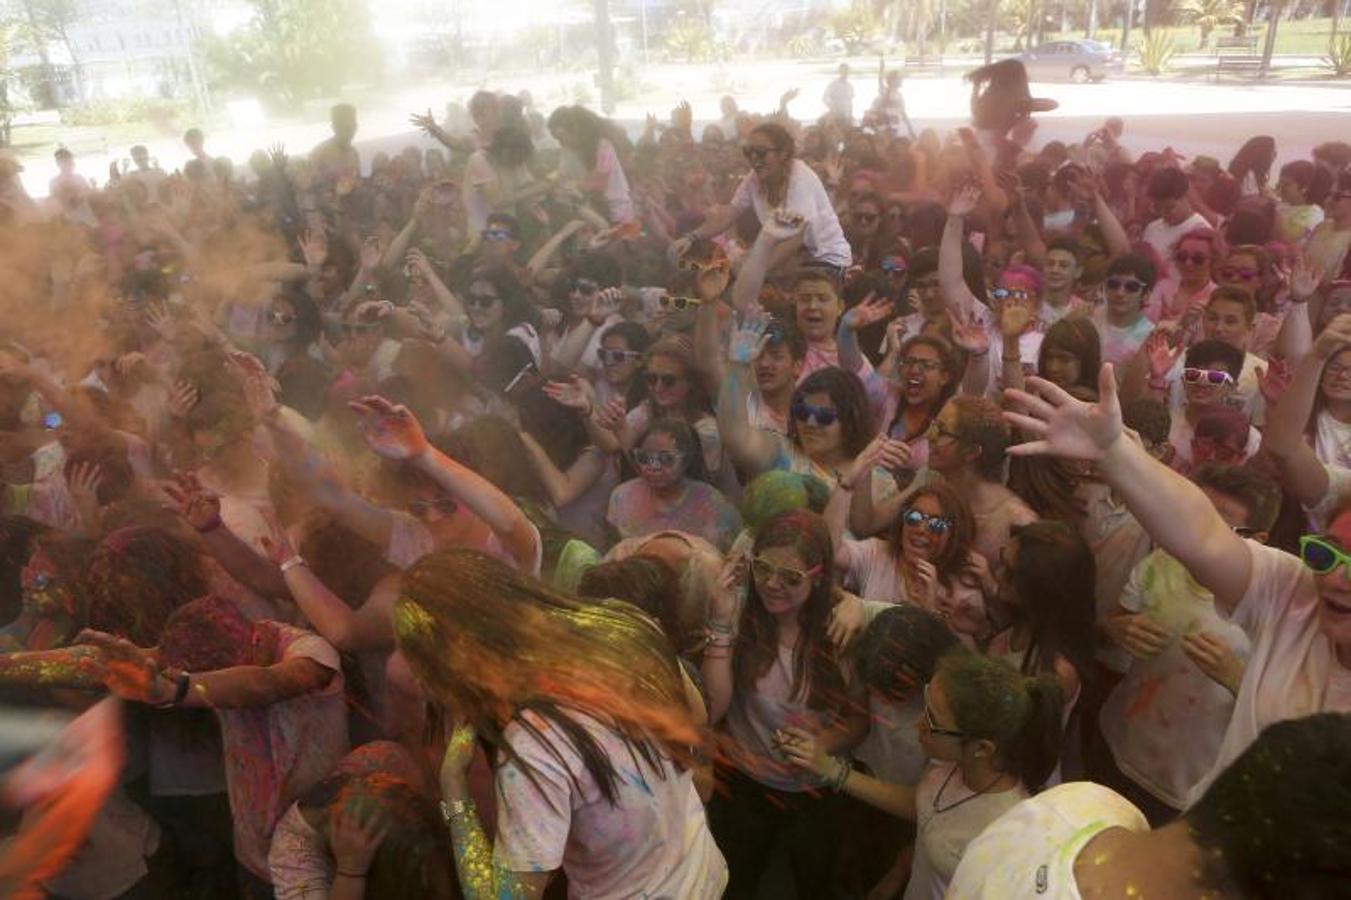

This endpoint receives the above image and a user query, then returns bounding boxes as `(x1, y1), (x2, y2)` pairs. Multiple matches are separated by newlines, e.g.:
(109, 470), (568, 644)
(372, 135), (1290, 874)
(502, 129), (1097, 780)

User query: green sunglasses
(1298, 535), (1351, 575)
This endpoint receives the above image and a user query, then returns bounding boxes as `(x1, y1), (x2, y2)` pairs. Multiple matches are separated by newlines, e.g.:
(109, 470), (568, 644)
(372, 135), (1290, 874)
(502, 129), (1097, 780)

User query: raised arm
(162, 473), (289, 600)
(1275, 260), (1318, 363)
(716, 312), (780, 475)
(940, 186), (982, 315)
(1091, 188), (1132, 258)
(518, 429), (607, 509)
(701, 561), (742, 724)
(1261, 315), (1351, 507)
(1003, 365), (1251, 614)
(348, 396), (541, 572)
(729, 211), (805, 313)
(838, 293), (893, 374)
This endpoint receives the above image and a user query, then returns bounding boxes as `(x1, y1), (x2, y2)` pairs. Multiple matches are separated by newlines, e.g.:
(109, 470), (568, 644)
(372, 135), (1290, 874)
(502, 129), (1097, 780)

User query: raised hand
(948, 308), (990, 356)
(846, 433), (912, 488)
(1003, 364), (1124, 461)
(779, 87), (800, 106)
(168, 380), (199, 419)
(912, 559), (939, 608)
(961, 550), (998, 598)
(728, 307), (771, 364)
(144, 300), (174, 340)
(947, 182), (981, 217)
(842, 293), (893, 333)
(359, 237), (383, 271)
(410, 109), (440, 136)
(348, 395), (430, 460)
(998, 300), (1036, 339)
(774, 726), (832, 777)
(329, 798), (390, 878)
(594, 397), (628, 434)
(1290, 255), (1324, 301)
(268, 142), (287, 172)
(759, 209), (806, 243)
(1181, 631), (1244, 695)
(67, 461), (104, 527)
(709, 557), (744, 627)
(162, 471), (222, 532)
(543, 376), (597, 415)
(1255, 358), (1292, 409)
(589, 287), (624, 325)
(228, 351), (280, 421)
(299, 228), (327, 270)
(1142, 327), (1183, 381)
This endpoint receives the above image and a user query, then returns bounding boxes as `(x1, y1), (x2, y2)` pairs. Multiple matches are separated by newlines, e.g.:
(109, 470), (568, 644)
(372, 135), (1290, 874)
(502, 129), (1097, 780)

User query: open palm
(1003, 365), (1123, 461)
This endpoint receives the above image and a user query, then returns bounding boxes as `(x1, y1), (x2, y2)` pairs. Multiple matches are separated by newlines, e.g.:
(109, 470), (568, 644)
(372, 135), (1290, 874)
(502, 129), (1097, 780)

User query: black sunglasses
(645, 372), (683, 389)
(742, 145), (774, 162)
(465, 292), (501, 310)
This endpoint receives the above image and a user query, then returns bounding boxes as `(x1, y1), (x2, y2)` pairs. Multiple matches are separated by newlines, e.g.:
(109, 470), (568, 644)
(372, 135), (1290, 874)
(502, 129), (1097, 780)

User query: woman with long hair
(1227, 135), (1276, 197)
(1275, 159), (1332, 244)
(440, 264), (543, 374)
(827, 480), (988, 643)
(1037, 317), (1102, 394)
(780, 652), (1064, 900)
(462, 123), (549, 233)
(702, 510), (868, 898)
(394, 548), (727, 899)
(547, 104), (635, 224)
(988, 520), (1095, 781)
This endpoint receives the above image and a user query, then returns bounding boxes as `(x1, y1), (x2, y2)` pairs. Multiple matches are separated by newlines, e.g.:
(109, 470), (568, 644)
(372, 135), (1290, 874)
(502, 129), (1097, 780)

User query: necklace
(931, 764), (1008, 814)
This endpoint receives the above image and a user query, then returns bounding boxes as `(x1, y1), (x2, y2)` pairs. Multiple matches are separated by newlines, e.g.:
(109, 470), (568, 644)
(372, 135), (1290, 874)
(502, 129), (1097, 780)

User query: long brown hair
(393, 549), (698, 805)
(733, 510), (847, 710)
(895, 482), (976, 589)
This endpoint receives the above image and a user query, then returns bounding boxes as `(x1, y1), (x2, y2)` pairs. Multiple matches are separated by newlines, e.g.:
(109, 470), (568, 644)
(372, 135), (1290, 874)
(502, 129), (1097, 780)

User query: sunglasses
(881, 257), (908, 274)
(902, 508), (952, 535)
(269, 310), (296, 326)
(465, 292), (501, 310)
(901, 356), (943, 373)
(1218, 266), (1260, 283)
(677, 256), (727, 272)
(632, 449), (684, 469)
(742, 145), (774, 162)
(922, 683), (965, 739)
(409, 496), (459, 517)
(750, 556), (821, 589)
(571, 278), (600, 295)
(791, 400), (840, 427)
(481, 228), (515, 242)
(598, 348), (642, 365)
(1181, 367), (1235, 386)
(1105, 276), (1146, 294)
(645, 372), (684, 389)
(990, 286), (1030, 302)
(657, 295), (701, 312)
(1173, 250), (1210, 266)
(1299, 535), (1351, 575)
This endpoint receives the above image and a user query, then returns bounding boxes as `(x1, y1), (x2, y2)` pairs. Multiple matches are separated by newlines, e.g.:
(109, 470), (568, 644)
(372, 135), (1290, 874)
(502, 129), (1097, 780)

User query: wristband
(154, 671), (191, 708)
(280, 555), (308, 574)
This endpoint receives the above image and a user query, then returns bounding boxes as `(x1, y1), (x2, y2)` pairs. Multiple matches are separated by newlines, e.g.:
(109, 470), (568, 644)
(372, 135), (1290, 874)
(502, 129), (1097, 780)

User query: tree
(1179, 0), (1242, 46)
(830, 2), (881, 53)
(202, 0), (376, 109)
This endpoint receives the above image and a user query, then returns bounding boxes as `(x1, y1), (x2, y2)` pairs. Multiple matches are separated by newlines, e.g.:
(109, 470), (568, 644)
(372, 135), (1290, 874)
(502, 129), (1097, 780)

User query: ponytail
(1011, 674), (1065, 791)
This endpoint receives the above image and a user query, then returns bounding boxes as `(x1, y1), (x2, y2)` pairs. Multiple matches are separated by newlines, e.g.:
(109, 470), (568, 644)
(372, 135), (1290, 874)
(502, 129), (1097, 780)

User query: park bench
(903, 54), (944, 74)
(1215, 34), (1263, 79)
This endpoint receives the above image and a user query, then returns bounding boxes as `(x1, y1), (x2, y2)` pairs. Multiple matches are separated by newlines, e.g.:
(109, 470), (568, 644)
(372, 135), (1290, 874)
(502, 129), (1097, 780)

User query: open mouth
(905, 532), (932, 554)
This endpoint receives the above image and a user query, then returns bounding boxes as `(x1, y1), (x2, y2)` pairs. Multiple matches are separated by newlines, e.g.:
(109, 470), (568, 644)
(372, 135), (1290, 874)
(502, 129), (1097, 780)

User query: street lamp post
(1259, 0), (1283, 77)
(594, 0), (615, 113)
(984, 0), (997, 63)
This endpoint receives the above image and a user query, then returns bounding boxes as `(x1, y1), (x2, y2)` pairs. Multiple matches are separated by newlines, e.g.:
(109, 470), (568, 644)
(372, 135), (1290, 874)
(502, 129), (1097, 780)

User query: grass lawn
(1046, 15), (1344, 56)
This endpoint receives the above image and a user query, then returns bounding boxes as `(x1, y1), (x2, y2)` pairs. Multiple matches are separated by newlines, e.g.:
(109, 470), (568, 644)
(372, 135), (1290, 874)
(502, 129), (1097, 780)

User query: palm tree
(1179, 0), (1244, 47)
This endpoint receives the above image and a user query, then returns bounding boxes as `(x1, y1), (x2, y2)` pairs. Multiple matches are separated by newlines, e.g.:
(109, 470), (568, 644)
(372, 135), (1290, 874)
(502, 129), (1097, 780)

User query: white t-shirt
(1166, 415), (1262, 472)
(494, 709), (727, 899)
(945, 782), (1149, 899)
(841, 538), (988, 643)
(1099, 549), (1250, 810)
(1141, 213), (1211, 280)
(823, 77), (855, 121)
(1186, 539), (1351, 804)
(463, 149), (536, 232)
(905, 763), (1026, 900)
(853, 692), (927, 787)
(1165, 352), (1266, 426)
(730, 158), (852, 268)
(1314, 408), (1351, 471)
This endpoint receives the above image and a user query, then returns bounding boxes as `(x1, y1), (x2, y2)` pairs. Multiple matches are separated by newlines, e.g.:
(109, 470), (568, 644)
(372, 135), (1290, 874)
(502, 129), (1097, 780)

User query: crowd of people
(0, 57), (1348, 899)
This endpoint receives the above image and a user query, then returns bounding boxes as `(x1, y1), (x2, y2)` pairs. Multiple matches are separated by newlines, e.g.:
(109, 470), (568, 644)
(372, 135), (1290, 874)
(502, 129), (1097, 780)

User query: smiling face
(794, 280), (842, 343)
(897, 342), (950, 410)
(644, 355), (691, 411)
(752, 544), (818, 619)
(1216, 251), (1262, 294)
(1314, 509), (1351, 646)
(600, 333), (642, 387)
(925, 403), (965, 474)
(900, 492), (951, 566)
(744, 133), (788, 183)
(465, 279), (505, 332)
(793, 389), (844, 460)
(635, 430), (686, 491)
(1043, 249), (1079, 294)
(1182, 367), (1236, 409)
(1322, 349), (1351, 404)
(1203, 297), (1254, 349)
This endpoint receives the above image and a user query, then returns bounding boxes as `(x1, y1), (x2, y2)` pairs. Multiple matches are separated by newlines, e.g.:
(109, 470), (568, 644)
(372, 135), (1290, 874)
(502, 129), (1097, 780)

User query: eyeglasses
(1105, 276), (1146, 294)
(1218, 266), (1260, 283)
(901, 356), (943, 373)
(657, 295), (702, 312)
(990, 286), (1031, 302)
(929, 421), (960, 443)
(881, 256), (908, 274)
(409, 496), (459, 517)
(481, 228), (514, 242)
(632, 448), (684, 469)
(750, 556), (821, 589)
(922, 683), (965, 739)
(571, 278), (600, 295)
(1173, 250), (1210, 266)
(1181, 367), (1235, 386)
(1299, 534), (1351, 575)
(791, 400), (840, 427)
(903, 508), (952, 534)
(742, 145), (775, 162)
(598, 348), (642, 365)
(465, 292), (501, 310)
(1231, 524), (1257, 538)
(1325, 362), (1351, 381)
(644, 372), (684, 389)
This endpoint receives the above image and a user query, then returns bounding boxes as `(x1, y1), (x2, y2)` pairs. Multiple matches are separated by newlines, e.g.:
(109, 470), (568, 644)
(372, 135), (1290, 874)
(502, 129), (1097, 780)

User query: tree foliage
(202, 0), (377, 109)
(1179, 0), (1243, 46)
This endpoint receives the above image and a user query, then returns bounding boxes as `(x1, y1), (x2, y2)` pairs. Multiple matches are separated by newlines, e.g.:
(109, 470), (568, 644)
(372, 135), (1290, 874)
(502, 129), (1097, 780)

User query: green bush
(1138, 31), (1178, 75)
(1326, 32), (1351, 77)
(59, 98), (189, 127)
